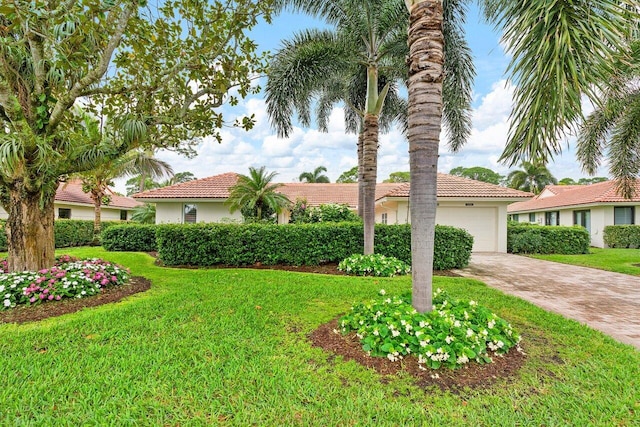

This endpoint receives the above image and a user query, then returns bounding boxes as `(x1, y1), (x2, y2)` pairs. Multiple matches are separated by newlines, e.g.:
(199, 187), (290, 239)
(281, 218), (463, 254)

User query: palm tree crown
(227, 166), (291, 221)
(506, 161), (557, 194)
(299, 166), (330, 183)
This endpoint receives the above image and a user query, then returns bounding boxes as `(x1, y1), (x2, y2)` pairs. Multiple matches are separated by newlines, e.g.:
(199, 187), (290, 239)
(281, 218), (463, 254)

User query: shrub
(1, 255), (130, 310)
(290, 201), (361, 224)
(603, 225), (640, 248)
(0, 220), (123, 251)
(155, 223), (473, 269)
(339, 288), (521, 369)
(101, 224), (158, 252)
(508, 224), (589, 254)
(338, 254), (411, 277)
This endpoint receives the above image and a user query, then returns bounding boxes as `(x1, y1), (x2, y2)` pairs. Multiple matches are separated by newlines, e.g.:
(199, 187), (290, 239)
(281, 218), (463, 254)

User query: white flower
(373, 329), (379, 336)
(420, 340), (428, 347)
(488, 319), (496, 329)
(4, 293), (10, 298)
(384, 298), (391, 304)
(454, 320), (461, 328)
(456, 355), (469, 365)
(391, 329), (400, 337)
(445, 336), (454, 344)
(466, 328), (474, 338)
(379, 289), (386, 295)
(469, 300), (477, 306)
(4, 299), (11, 307)
(0, 285), (4, 292)
(497, 340), (505, 349)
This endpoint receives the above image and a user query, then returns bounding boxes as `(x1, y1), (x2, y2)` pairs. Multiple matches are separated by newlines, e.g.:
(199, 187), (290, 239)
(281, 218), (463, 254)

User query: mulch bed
(0, 276), (151, 324)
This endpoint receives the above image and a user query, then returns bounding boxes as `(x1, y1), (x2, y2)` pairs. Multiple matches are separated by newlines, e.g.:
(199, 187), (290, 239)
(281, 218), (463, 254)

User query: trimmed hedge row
(143, 222), (473, 270)
(0, 220), (122, 251)
(508, 224), (590, 254)
(603, 225), (640, 248)
(101, 224), (159, 252)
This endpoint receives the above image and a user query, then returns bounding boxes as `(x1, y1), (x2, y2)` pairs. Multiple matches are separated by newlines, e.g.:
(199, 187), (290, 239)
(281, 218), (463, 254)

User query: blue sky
(119, 6), (607, 191)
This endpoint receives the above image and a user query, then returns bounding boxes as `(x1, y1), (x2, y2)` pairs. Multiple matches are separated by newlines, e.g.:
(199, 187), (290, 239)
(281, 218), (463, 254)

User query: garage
(436, 206), (498, 252)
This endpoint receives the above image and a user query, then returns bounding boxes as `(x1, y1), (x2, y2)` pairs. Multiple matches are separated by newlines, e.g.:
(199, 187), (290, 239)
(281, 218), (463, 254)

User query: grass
(531, 248), (640, 276)
(1, 247), (639, 425)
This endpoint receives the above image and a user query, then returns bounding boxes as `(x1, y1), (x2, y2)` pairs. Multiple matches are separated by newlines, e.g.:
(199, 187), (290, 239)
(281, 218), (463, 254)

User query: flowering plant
(338, 254), (410, 277)
(1, 255), (129, 310)
(339, 289), (521, 369)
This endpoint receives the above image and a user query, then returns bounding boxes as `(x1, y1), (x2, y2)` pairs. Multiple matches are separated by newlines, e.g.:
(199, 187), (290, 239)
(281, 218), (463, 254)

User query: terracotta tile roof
(507, 180), (639, 212)
(382, 174), (533, 199)
(57, 181), (140, 209)
(133, 172), (531, 206)
(132, 172), (240, 199)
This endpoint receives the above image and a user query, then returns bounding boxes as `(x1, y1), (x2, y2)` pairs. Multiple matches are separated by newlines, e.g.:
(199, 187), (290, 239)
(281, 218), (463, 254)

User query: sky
(117, 5), (607, 192)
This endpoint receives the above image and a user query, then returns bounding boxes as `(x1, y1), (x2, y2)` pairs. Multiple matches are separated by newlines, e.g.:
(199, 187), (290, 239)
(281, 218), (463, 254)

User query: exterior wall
(155, 201), (242, 224)
(0, 203), (127, 221)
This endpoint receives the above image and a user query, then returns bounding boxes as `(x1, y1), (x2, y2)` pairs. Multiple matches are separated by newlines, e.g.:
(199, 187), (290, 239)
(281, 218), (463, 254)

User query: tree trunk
(407, 0), (444, 313)
(362, 113), (379, 255)
(92, 192), (102, 244)
(5, 184), (56, 272)
(357, 131), (364, 218)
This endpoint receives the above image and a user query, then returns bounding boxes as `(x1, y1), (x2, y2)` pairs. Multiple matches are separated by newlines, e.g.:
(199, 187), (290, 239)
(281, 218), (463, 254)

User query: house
(507, 180), (640, 248)
(0, 180), (141, 221)
(134, 172), (531, 252)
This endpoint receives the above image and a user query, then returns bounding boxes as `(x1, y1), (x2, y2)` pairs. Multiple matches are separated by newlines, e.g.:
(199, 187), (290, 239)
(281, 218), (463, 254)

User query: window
(120, 210), (128, 221)
(511, 214), (519, 222)
(545, 211), (560, 226)
(614, 206), (635, 225)
(184, 204), (197, 223)
(573, 210), (591, 233)
(58, 208), (71, 219)
(381, 213), (388, 225)
(529, 213), (536, 223)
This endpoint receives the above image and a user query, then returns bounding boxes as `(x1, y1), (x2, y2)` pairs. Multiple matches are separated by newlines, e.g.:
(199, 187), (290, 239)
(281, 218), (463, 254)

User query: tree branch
(48, 2), (137, 130)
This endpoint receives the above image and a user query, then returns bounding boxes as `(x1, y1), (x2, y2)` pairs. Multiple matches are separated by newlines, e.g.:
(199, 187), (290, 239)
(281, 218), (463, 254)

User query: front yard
(532, 248), (640, 276)
(0, 248), (638, 425)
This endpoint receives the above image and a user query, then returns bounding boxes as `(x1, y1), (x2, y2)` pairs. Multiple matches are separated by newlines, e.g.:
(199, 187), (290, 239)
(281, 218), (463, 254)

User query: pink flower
(111, 276), (117, 282)
(39, 294), (46, 300)
(30, 297), (36, 303)
(38, 269), (48, 274)
(55, 296), (61, 301)
(101, 279), (109, 286)
(48, 295), (54, 300)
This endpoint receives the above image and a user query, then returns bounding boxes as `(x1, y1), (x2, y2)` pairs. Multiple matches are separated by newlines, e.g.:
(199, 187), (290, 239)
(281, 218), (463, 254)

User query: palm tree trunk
(5, 183), (56, 272)
(357, 130), (364, 218)
(362, 113), (379, 255)
(92, 191), (102, 245)
(407, 0), (444, 313)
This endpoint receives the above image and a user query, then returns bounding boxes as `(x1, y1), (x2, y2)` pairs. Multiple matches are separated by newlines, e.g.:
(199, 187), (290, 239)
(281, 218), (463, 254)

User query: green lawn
(531, 248), (640, 276)
(1, 248), (638, 425)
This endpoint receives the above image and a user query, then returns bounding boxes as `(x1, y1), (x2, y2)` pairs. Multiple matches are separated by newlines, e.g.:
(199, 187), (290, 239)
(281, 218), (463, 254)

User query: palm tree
(506, 161), (557, 194)
(131, 203), (156, 224)
(576, 39), (640, 198)
(227, 166), (291, 221)
(299, 166), (330, 183)
(267, 0), (413, 254)
(405, 0), (630, 312)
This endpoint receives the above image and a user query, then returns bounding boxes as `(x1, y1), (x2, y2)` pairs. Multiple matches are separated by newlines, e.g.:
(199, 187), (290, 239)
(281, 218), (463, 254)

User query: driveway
(453, 253), (640, 350)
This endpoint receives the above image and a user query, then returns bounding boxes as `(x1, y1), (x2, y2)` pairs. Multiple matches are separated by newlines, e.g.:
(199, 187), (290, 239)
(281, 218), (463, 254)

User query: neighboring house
(134, 172), (531, 252)
(507, 180), (639, 248)
(0, 180), (141, 221)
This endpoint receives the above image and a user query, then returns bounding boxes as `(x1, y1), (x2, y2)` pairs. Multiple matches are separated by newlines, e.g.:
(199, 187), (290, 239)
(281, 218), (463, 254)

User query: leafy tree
(384, 172), (411, 183)
(506, 162), (557, 194)
(577, 177), (609, 185)
(299, 166), (330, 183)
(125, 170), (195, 196)
(0, 0), (273, 271)
(336, 166), (359, 183)
(558, 177), (577, 185)
(164, 172), (196, 186)
(267, 0), (414, 255)
(449, 166), (503, 185)
(227, 166), (291, 221)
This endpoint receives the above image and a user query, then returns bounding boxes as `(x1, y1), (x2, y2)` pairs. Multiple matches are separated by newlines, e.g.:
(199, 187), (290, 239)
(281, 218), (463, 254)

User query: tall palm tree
(299, 166), (330, 183)
(405, 0), (630, 312)
(506, 161), (557, 194)
(227, 166), (291, 221)
(267, 0), (410, 255)
(577, 39), (640, 198)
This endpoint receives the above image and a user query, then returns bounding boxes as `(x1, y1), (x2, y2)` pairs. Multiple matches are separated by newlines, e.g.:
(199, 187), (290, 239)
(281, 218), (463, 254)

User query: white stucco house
(0, 180), (140, 221)
(507, 181), (639, 248)
(133, 172), (531, 252)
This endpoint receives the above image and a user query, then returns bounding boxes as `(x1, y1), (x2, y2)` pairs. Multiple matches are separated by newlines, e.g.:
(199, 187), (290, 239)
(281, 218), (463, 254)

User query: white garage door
(435, 207), (498, 252)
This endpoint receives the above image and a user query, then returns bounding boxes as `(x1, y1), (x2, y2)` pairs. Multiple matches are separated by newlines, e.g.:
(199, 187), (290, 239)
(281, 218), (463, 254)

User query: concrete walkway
(453, 253), (640, 350)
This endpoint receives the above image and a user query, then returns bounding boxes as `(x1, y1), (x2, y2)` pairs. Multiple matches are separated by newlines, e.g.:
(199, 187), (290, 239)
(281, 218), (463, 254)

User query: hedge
(101, 224), (158, 252)
(152, 223), (473, 270)
(508, 224), (590, 254)
(0, 220), (122, 251)
(603, 225), (640, 248)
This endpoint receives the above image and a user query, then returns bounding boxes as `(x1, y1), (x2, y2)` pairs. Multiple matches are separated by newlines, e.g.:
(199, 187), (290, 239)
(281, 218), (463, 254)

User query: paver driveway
(453, 253), (640, 350)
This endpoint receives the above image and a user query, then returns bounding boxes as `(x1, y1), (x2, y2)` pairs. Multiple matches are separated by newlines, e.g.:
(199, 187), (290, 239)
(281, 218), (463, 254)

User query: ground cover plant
(0, 248), (638, 425)
(531, 248), (640, 276)
(338, 254), (411, 277)
(340, 289), (520, 368)
(0, 255), (129, 310)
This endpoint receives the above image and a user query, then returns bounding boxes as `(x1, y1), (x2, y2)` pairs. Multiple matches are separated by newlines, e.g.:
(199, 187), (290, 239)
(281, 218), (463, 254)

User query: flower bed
(338, 254), (411, 277)
(339, 289), (521, 369)
(1, 255), (130, 310)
